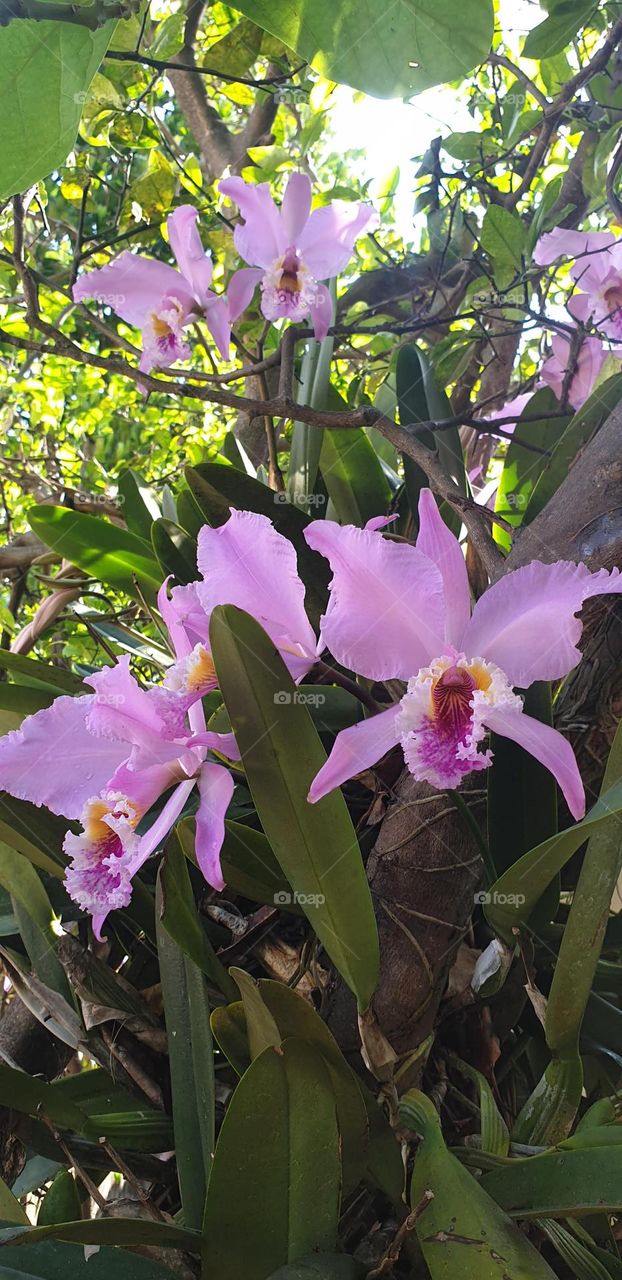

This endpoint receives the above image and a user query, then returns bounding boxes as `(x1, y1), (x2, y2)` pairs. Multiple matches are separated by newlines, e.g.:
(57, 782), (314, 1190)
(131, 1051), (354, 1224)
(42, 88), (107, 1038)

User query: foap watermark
(474, 891), (526, 906)
(273, 491), (326, 508)
(273, 890), (326, 908)
(273, 690), (326, 707)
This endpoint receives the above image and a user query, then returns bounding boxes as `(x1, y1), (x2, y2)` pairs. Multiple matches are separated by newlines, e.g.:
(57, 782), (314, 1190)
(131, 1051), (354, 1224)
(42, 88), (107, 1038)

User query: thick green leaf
(29, 506), (161, 607)
(481, 205), (526, 285)
(0, 794), (67, 878)
(0, 844), (72, 1002)
(159, 831), (236, 1000)
(449, 1055), (510, 1156)
(523, 1), (598, 59)
(0, 1179), (28, 1226)
(0, 1219), (198, 1251)
(0, 685), (54, 716)
(81, 1111), (174, 1151)
(117, 469), (161, 540)
(319, 425), (392, 527)
(481, 1146), (622, 1218)
(179, 815), (296, 910)
(0, 1234), (179, 1278)
(252, 978), (370, 1195)
(0, 20), (115, 200)
(151, 518), (197, 584)
(209, 606), (380, 1009)
(0, 652), (82, 695)
(267, 1258), (361, 1279)
(202, 1039), (340, 1279)
(185, 462), (329, 627)
(514, 718), (622, 1145)
(485, 777), (622, 943)
(287, 336), (325, 514)
(0, 1064), (86, 1131)
(525, 373), (622, 525)
(400, 1089), (558, 1277)
(227, 0), (493, 97)
(37, 1170), (81, 1226)
(210, 1000), (251, 1075)
(494, 388), (571, 552)
(156, 874), (215, 1231)
(487, 682), (558, 881)
(396, 344), (466, 534)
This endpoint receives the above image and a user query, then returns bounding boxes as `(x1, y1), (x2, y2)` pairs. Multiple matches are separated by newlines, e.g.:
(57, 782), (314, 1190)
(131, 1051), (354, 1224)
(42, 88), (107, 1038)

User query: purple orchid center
(604, 283), (622, 335)
(262, 247), (317, 324)
(64, 792), (141, 917)
(432, 664), (477, 732)
(278, 247), (303, 298)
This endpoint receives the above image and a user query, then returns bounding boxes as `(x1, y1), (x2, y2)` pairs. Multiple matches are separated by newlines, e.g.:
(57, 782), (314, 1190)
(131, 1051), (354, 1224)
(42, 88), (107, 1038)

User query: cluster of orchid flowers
(73, 173), (379, 371)
(1, 495), (621, 936)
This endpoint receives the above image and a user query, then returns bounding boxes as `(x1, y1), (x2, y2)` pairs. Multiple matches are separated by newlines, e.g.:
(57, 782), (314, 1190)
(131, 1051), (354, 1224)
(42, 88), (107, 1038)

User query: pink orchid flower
(219, 172), (379, 341)
(0, 633), (236, 937)
(534, 227), (622, 340)
(303, 490), (622, 818)
(73, 205), (257, 373)
(541, 332), (607, 410)
(159, 509), (320, 684)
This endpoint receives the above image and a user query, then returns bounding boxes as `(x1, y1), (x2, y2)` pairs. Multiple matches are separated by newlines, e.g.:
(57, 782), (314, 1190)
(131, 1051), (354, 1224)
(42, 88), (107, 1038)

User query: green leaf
(0, 652), (83, 695)
(0, 794), (67, 878)
(117, 469), (161, 540)
(523, 1), (598, 59)
(266, 1258), (361, 1279)
(487, 682), (558, 881)
(202, 1039), (340, 1279)
(0, 1219), (199, 1251)
(0, 1235), (180, 1278)
(253, 977), (370, 1196)
(210, 1000), (251, 1075)
(179, 815), (296, 910)
(480, 1145), (622, 1218)
(156, 875), (215, 1232)
(226, 0), (493, 97)
(0, 1064), (86, 1131)
(485, 777), (622, 944)
(37, 1170), (81, 1226)
(0, 844), (71, 1002)
(185, 462), (329, 628)
(288, 329), (331, 515)
(400, 1089), (558, 1277)
(151, 518), (197, 584)
(493, 388), (571, 552)
(481, 205), (527, 286)
(396, 344), (466, 535)
(514, 718), (622, 1145)
(319, 424), (392, 527)
(204, 17), (264, 76)
(231, 968), (281, 1059)
(209, 606), (380, 1010)
(0, 1178), (28, 1226)
(159, 832), (237, 1000)
(0, 685), (54, 717)
(0, 20), (116, 200)
(525, 373), (622, 526)
(29, 506), (162, 607)
(448, 1055), (510, 1156)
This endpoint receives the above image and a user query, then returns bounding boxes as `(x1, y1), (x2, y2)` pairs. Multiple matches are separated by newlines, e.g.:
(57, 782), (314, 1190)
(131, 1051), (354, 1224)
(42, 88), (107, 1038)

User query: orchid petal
(303, 520), (444, 681)
(204, 294), (231, 360)
(197, 510), (317, 680)
(416, 490), (471, 647)
(281, 173), (312, 242)
(297, 200), (379, 279)
(308, 705), (400, 803)
(0, 695), (128, 820)
(195, 761), (234, 889)
(226, 266), (263, 322)
(85, 656), (166, 748)
(533, 228), (616, 266)
(464, 560), (622, 688)
(167, 205), (214, 305)
(220, 177), (285, 267)
(158, 577), (194, 660)
(482, 704), (585, 820)
(127, 777), (196, 877)
(308, 282), (333, 341)
(73, 252), (192, 327)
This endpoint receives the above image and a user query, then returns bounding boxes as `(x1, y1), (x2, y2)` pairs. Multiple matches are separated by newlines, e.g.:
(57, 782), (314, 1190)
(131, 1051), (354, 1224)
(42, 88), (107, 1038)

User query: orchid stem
(450, 789), (495, 885)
